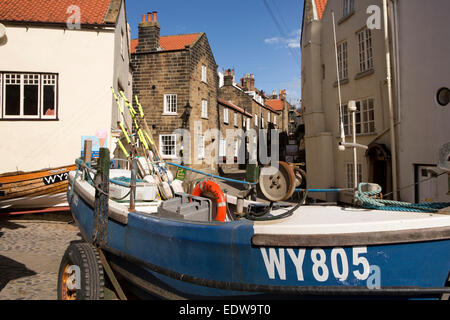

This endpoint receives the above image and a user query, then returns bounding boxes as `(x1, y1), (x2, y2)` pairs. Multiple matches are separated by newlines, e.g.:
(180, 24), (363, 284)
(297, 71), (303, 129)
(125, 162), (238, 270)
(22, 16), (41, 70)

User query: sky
(125, 0), (303, 104)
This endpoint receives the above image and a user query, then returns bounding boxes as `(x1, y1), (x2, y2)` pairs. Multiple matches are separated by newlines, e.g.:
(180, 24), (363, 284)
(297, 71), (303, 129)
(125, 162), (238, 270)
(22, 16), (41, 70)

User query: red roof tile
(161, 33), (201, 51)
(265, 99), (284, 111)
(314, 0), (327, 20)
(0, 0), (114, 25)
(131, 33), (202, 53)
(218, 98), (252, 117)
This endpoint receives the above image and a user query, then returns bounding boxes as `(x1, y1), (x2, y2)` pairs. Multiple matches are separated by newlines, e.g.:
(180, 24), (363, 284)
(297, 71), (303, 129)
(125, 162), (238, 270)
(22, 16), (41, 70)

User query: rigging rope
(355, 183), (450, 213)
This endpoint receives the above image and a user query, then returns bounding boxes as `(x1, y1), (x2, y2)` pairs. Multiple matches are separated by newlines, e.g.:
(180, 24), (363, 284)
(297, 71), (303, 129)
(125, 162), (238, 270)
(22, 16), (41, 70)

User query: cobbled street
(0, 212), (81, 300)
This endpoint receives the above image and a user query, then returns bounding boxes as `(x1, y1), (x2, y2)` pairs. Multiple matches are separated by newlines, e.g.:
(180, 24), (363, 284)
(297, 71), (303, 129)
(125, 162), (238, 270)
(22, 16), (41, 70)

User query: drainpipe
(383, 0), (398, 200)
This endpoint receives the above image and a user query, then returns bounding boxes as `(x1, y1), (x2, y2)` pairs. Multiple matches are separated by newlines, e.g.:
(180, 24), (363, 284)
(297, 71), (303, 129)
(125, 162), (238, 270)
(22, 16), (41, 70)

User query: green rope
(355, 183), (450, 213)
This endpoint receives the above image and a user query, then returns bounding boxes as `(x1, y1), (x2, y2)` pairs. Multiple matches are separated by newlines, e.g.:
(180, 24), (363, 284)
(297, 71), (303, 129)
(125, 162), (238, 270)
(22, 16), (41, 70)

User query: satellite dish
(0, 24), (6, 38)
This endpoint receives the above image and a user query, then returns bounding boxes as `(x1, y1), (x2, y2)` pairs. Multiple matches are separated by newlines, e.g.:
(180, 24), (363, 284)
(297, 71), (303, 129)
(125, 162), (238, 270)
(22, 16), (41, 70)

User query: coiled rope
(355, 183), (450, 213)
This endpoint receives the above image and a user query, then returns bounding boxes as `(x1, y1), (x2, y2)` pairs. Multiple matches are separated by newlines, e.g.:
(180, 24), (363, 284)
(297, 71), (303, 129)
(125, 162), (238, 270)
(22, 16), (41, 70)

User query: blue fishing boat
(57, 147), (450, 300)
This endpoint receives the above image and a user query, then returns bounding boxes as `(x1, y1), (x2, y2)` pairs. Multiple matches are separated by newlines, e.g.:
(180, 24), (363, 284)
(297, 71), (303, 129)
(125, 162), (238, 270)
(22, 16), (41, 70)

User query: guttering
(383, 0), (399, 200)
(0, 20), (116, 31)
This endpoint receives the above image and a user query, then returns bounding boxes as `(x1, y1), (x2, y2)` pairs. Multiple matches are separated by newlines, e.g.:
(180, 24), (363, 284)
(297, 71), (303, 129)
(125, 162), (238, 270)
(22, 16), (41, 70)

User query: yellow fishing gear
(144, 130), (154, 146)
(135, 95), (145, 118)
(116, 138), (130, 158)
(111, 87), (124, 114)
(138, 129), (149, 150)
(119, 122), (131, 144)
(120, 91), (137, 118)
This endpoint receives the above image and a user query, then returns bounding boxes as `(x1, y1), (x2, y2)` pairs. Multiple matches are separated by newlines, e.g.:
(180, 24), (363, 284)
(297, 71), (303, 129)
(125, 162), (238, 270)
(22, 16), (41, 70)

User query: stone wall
(132, 30), (219, 170)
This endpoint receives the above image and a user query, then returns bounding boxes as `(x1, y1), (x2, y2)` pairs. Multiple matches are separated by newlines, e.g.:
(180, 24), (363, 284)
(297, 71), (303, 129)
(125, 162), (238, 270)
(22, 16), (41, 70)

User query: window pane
(165, 94), (177, 113)
(5, 84), (20, 116)
(161, 135), (176, 156)
(43, 85), (56, 116)
(24, 85), (39, 115)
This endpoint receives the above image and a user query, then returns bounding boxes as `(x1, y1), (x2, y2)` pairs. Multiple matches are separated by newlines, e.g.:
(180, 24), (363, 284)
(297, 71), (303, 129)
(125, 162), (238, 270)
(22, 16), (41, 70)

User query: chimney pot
(142, 14), (146, 22)
(224, 68), (234, 86)
(137, 11), (161, 53)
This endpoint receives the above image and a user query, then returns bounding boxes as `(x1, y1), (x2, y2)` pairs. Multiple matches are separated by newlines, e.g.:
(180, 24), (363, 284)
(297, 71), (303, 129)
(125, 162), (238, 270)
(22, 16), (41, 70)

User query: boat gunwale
(251, 227), (450, 247)
(0, 164), (76, 184)
(69, 173), (129, 225)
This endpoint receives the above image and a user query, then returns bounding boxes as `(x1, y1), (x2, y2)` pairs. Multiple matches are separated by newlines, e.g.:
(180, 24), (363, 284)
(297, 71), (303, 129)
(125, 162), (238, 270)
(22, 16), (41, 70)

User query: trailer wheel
(57, 242), (105, 300)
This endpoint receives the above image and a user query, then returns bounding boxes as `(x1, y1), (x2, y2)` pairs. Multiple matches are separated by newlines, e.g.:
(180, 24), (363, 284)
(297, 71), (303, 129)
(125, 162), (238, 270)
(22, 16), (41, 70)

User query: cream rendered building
(0, 0), (132, 173)
(301, 0), (450, 203)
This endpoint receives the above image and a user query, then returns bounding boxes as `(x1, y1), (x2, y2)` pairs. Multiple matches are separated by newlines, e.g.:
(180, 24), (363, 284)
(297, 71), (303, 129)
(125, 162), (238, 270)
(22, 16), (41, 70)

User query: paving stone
(0, 213), (81, 300)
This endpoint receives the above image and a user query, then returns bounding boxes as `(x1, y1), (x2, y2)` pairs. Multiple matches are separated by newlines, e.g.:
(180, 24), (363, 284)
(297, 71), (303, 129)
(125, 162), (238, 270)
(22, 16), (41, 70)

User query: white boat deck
(253, 205), (450, 235)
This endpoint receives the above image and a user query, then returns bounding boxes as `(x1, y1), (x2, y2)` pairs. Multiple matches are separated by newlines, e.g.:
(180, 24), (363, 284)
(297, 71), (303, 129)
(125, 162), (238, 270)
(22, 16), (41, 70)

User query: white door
(418, 165), (438, 203)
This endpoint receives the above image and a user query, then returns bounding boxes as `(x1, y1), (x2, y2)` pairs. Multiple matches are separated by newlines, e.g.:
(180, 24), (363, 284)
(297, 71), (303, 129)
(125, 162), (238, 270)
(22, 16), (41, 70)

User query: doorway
(366, 143), (392, 198)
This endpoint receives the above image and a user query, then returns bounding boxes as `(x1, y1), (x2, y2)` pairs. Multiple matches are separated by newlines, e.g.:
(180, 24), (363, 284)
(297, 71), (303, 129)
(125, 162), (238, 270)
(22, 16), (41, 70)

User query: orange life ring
(192, 180), (227, 222)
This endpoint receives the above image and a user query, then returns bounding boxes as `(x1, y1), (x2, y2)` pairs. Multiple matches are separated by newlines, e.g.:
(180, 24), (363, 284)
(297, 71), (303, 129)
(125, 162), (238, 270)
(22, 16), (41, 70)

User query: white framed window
(274, 115), (277, 125)
(254, 114), (258, 127)
(223, 108), (229, 124)
(201, 64), (207, 83)
(268, 112), (271, 123)
(243, 116), (246, 128)
(261, 116), (264, 129)
(197, 135), (205, 159)
(201, 99), (208, 119)
(42, 74), (57, 118)
(343, 0), (354, 17)
(342, 98), (375, 135)
(247, 118), (251, 129)
(359, 98), (375, 134)
(346, 163), (362, 188)
(1, 72), (58, 120)
(234, 112), (238, 127)
(358, 28), (373, 73)
(337, 40), (348, 80)
(159, 134), (177, 158)
(163, 94), (177, 114)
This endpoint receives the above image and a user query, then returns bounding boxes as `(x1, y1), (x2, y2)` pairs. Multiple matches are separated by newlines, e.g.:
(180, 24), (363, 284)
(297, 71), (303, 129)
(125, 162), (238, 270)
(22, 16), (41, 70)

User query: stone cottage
(131, 12), (219, 170)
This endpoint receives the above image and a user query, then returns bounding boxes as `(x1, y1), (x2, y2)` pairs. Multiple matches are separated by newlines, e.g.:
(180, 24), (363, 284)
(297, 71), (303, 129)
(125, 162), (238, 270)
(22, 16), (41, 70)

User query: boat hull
(68, 190), (450, 299)
(0, 165), (75, 209)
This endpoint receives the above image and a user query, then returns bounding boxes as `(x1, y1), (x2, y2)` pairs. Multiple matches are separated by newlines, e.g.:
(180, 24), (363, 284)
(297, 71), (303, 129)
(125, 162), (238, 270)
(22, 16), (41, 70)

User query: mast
(332, 11), (346, 150)
(383, 0), (398, 200)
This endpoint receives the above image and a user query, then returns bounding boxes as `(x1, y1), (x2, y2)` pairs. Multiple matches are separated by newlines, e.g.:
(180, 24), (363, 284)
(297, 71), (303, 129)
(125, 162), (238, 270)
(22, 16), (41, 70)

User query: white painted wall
(395, 0), (450, 202)
(302, 0), (449, 203)
(0, 25), (115, 172)
(112, 1), (133, 129)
